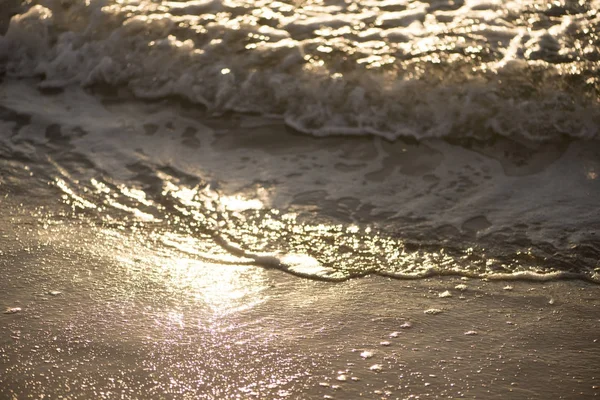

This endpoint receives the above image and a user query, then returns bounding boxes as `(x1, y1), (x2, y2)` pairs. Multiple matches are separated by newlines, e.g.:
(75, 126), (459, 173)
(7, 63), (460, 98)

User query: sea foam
(1, 0), (599, 142)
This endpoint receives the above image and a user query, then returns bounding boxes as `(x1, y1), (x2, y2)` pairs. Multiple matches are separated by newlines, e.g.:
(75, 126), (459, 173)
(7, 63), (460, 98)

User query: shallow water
(1, 1), (599, 281)
(1, 77), (600, 281)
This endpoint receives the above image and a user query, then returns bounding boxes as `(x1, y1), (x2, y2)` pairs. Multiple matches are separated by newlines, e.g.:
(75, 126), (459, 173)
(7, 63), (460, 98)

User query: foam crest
(1, 0), (599, 141)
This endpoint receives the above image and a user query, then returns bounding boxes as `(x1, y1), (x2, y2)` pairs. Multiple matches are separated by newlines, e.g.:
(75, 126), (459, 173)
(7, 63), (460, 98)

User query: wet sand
(1, 200), (599, 399)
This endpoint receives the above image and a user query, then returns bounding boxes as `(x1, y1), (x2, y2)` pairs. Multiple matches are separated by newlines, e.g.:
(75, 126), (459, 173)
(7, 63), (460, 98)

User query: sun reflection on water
(108, 228), (269, 315)
(50, 159), (600, 289)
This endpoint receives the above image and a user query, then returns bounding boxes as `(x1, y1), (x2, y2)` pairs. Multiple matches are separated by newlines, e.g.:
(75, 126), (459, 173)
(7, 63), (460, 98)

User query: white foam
(1, 0), (598, 142)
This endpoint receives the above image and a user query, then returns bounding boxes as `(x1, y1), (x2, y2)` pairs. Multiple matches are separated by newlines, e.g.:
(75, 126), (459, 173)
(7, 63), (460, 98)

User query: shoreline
(1, 202), (599, 399)
(1, 77), (599, 398)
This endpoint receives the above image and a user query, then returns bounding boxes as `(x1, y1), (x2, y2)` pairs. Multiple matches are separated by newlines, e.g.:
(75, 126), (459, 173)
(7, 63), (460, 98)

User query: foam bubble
(1, 0), (598, 142)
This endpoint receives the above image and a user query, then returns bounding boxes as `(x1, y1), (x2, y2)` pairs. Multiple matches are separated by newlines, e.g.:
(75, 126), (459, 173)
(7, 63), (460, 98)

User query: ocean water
(1, 0), (600, 282)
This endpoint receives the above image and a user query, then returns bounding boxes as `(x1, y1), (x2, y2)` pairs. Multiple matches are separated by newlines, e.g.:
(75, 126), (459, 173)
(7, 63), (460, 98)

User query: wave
(50, 164), (600, 283)
(1, 0), (599, 142)
(2, 74), (599, 283)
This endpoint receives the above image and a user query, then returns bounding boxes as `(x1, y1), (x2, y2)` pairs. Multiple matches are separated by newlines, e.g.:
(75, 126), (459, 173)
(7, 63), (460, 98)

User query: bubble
(369, 364), (383, 372)
(455, 284), (468, 291)
(360, 350), (374, 359)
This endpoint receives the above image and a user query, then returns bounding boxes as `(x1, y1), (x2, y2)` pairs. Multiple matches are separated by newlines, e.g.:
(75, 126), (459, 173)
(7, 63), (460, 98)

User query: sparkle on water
(5, 0), (599, 294)
(49, 159), (600, 283)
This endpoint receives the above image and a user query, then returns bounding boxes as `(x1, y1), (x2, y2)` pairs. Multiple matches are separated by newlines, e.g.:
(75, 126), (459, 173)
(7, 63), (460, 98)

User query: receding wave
(1, 0), (599, 141)
(1, 74), (599, 282)
(45, 156), (600, 283)
(1, 1), (600, 283)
